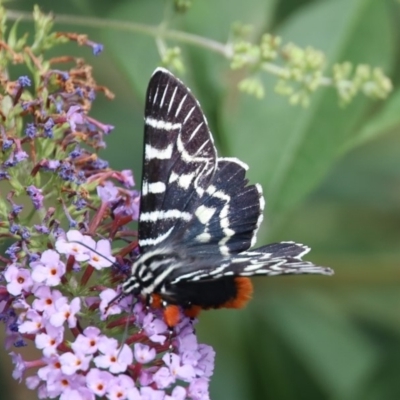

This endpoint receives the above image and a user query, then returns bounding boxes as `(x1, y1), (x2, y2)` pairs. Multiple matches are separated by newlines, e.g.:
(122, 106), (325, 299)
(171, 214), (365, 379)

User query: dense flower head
(0, 5), (214, 400)
(3, 230), (214, 399)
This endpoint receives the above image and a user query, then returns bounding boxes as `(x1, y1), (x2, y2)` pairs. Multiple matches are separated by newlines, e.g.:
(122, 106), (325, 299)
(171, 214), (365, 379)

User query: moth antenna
(105, 291), (125, 312)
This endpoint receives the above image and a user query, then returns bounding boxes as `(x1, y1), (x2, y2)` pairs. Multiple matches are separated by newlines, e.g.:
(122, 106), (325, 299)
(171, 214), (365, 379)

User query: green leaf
(346, 87), (400, 149)
(220, 0), (393, 231)
(259, 290), (379, 399)
(244, 310), (327, 399)
(198, 311), (255, 400)
(7, 17), (21, 49)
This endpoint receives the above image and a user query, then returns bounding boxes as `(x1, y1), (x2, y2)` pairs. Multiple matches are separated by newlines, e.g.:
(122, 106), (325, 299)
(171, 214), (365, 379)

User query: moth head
(121, 273), (142, 296)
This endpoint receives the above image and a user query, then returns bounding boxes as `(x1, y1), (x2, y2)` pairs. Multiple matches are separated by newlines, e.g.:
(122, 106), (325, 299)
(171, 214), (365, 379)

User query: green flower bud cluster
(275, 43), (325, 107)
(333, 62), (392, 106)
(229, 26), (392, 106)
(162, 46), (185, 74)
(174, 0), (193, 13)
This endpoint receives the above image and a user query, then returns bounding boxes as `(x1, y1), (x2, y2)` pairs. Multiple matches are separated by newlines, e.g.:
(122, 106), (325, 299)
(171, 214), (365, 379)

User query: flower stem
(6, 10), (231, 57)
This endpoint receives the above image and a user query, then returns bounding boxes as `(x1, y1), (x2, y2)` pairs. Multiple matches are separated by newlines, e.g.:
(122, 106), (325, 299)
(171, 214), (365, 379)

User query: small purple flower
(188, 378), (210, 400)
(134, 343), (156, 364)
(21, 99), (40, 110)
(72, 327), (102, 355)
(13, 339), (27, 348)
(91, 43), (104, 56)
(86, 116), (114, 134)
(75, 170), (87, 185)
(26, 185), (44, 209)
(93, 337), (133, 374)
(3, 154), (16, 167)
(46, 160), (61, 171)
(142, 314), (168, 344)
(10, 352), (27, 381)
(69, 146), (83, 159)
(103, 124), (114, 134)
(0, 307), (16, 324)
(86, 368), (113, 397)
(30, 250), (66, 287)
(59, 351), (92, 375)
(195, 345), (215, 377)
(87, 122), (96, 132)
(46, 372), (87, 399)
(120, 170), (135, 188)
(28, 253), (40, 263)
(0, 169), (10, 179)
(107, 374), (136, 400)
(153, 366), (176, 389)
(163, 353), (196, 381)
(35, 323), (64, 357)
(73, 198), (87, 210)
(21, 102), (31, 111)
(138, 369), (154, 387)
(66, 105), (85, 131)
(75, 87), (84, 98)
(25, 123), (37, 138)
(91, 158), (109, 170)
(97, 182), (120, 203)
(86, 239), (115, 270)
(20, 227), (31, 240)
(55, 230), (90, 262)
(9, 224), (20, 235)
(58, 162), (75, 181)
(88, 89), (96, 101)
(18, 309), (43, 334)
(14, 150), (28, 163)
(49, 297), (81, 328)
(2, 138), (13, 150)
(34, 224), (50, 234)
(18, 76), (31, 87)
(26, 376), (41, 390)
(5, 243), (21, 260)
(53, 227), (65, 239)
(32, 286), (63, 316)
(37, 355), (62, 381)
(43, 118), (54, 138)
(114, 190), (140, 220)
(12, 204), (23, 215)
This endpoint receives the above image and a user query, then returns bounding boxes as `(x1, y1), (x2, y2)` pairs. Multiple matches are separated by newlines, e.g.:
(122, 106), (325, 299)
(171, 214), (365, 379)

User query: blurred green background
(3, 0), (400, 399)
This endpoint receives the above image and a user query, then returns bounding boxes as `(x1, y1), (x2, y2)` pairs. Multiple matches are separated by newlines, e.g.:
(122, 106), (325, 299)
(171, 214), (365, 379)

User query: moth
(121, 68), (333, 326)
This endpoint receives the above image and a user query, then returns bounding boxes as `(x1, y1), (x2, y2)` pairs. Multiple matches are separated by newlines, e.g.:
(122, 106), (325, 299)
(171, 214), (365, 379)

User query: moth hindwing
(121, 68), (333, 326)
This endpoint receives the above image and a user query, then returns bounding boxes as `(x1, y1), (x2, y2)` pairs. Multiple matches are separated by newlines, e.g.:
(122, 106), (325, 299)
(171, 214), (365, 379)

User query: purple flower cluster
(3, 230), (214, 400)
(0, 8), (215, 399)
